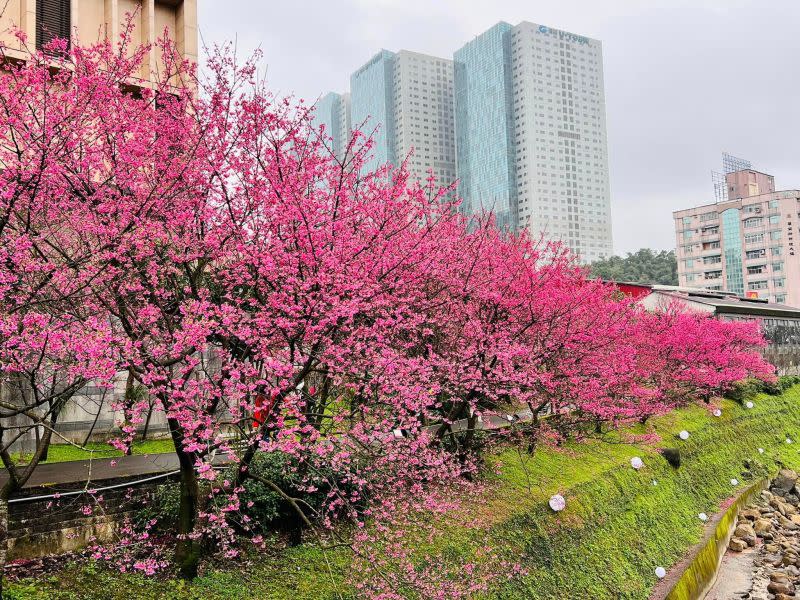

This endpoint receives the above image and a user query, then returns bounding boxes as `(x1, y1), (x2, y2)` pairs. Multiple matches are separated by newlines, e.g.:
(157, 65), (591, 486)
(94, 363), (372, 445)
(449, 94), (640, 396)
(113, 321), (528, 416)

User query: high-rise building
(350, 50), (396, 174)
(675, 163), (800, 307)
(0, 0), (198, 83)
(313, 91), (352, 161)
(348, 49), (456, 186)
(453, 22), (517, 229)
(454, 21), (613, 262)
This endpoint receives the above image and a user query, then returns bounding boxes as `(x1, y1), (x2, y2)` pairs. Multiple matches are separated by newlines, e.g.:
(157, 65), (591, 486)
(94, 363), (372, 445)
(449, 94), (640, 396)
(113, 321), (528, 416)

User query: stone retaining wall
(7, 474), (177, 559)
(661, 478), (769, 600)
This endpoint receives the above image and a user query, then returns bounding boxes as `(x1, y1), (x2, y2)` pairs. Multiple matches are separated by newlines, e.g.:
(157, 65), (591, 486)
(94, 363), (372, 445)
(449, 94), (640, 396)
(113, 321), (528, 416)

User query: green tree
(589, 248), (678, 285)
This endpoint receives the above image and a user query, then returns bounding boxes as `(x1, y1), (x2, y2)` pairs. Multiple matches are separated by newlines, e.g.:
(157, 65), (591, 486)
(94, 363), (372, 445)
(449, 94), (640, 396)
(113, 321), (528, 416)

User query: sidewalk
(1, 407), (536, 490)
(0, 452), (180, 490)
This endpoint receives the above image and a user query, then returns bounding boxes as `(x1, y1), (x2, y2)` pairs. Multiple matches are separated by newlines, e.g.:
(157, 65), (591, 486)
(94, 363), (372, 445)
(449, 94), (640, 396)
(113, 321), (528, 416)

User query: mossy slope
(10, 388), (800, 599)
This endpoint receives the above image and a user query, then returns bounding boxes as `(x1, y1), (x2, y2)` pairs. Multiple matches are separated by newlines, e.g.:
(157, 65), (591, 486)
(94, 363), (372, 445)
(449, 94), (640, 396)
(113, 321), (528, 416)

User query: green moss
(10, 387), (800, 599)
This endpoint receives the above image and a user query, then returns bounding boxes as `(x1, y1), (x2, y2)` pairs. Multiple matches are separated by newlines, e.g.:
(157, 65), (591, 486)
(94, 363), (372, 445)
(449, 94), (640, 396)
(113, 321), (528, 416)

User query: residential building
(454, 21), (613, 262)
(674, 167), (800, 307)
(347, 49), (456, 187)
(0, 0), (198, 84)
(313, 91), (352, 161)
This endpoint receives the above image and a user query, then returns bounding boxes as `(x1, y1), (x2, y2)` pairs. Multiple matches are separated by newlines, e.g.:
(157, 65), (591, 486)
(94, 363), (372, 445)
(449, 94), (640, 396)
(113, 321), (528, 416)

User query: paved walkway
(0, 452), (181, 490)
(0, 407), (538, 490)
(704, 545), (758, 599)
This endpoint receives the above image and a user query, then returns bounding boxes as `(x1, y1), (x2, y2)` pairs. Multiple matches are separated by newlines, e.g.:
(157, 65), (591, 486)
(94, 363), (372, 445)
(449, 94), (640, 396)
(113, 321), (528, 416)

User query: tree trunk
(174, 453), (201, 579)
(140, 402), (153, 442)
(167, 414), (202, 580)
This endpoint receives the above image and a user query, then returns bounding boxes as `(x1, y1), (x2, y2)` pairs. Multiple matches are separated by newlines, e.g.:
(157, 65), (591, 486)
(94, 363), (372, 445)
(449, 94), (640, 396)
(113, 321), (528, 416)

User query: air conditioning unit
(755, 207), (762, 213)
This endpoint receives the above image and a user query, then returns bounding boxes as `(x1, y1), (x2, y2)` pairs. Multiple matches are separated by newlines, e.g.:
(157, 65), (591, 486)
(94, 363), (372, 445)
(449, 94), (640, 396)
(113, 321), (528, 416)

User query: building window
(747, 265), (766, 275)
(744, 233), (765, 244)
(774, 278), (785, 288)
(748, 280), (768, 290)
(704, 270), (722, 280)
(773, 262), (784, 272)
(36, 0), (71, 51)
(743, 217), (763, 228)
(770, 230), (782, 241)
(745, 249), (766, 259)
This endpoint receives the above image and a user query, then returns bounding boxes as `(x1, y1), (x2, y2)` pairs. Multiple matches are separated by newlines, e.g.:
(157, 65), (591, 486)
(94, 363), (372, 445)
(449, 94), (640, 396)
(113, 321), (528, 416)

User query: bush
(134, 482), (181, 531)
(237, 451), (353, 542)
(725, 378), (765, 404)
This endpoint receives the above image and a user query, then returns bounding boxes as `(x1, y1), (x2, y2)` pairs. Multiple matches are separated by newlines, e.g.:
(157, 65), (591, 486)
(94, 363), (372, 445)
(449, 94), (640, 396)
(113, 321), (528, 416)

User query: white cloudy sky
(197, 0), (800, 255)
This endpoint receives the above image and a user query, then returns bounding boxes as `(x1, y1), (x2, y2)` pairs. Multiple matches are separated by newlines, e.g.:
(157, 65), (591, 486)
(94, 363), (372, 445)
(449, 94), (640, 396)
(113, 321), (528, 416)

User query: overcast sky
(197, 0), (800, 255)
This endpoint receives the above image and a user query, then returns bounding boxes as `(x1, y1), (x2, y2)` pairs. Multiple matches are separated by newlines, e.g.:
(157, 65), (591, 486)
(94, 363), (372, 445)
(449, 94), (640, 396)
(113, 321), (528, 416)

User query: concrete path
(0, 452), (181, 489)
(704, 545), (758, 599)
(0, 407), (538, 490)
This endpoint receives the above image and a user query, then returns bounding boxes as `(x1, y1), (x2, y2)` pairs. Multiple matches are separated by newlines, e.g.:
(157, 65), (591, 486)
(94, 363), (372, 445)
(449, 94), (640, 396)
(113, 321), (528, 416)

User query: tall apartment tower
(313, 91), (352, 161)
(454, 21), (613, 262)
(0, 0), (198, 82)
(349, 49), (456, 186)
(675, 162), (800, 307)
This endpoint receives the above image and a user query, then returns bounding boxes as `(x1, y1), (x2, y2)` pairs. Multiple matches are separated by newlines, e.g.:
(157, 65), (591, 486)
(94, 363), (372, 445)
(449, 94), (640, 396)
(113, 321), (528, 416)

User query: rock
(768, 580), (796, 595)
(756, 518), (775, 534)
(736, 522), (757, 539)
(775, 594), (795, 600)
(742, 508), (763, 520)
(766, 543), (781, 552)
(764, 490), (776, 501)
(773, 469), (799, 494)
(772, 572), (792, 583)
(729, 537), (748, 552)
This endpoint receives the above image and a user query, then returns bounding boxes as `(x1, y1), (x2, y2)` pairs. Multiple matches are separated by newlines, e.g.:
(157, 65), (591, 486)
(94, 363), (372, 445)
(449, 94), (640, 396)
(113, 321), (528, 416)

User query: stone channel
(706, 469), (800, 599)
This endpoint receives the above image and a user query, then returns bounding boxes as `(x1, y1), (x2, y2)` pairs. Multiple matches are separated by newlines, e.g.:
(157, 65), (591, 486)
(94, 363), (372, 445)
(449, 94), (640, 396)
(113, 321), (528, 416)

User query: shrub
(237, 451), (354, 542)
(134, 483), (181, 531)
(725, 378), (765, 404)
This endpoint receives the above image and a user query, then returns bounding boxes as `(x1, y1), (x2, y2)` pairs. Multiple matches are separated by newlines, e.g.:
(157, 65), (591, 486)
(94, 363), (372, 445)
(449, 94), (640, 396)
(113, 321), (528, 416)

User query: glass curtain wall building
(350, 50), (397, 173)
(312, 92), (352, 161)
(454, 21), (614, 262)
(454, 22), (517, 229)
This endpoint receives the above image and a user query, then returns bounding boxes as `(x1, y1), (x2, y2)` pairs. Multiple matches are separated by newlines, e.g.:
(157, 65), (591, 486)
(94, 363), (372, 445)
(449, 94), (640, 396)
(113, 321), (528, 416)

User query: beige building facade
(0, 0), (197, 82)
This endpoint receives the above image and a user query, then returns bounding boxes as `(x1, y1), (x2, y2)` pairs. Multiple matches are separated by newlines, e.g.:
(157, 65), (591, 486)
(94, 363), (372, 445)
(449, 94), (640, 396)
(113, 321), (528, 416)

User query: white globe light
(787, 438), (794, 445)
(655, 566), (666, 579)
(549, 494), (566, 512)
(698, 512), (708, 522)
(679, 430), (690, 440)
(630, 457), (644, 470)
(745, 401), (754, 409)
(731, 478), (739, 486)
(652, 479), (658, 486)
(713, 409), (722, 417)
(758, 448), (765, 454)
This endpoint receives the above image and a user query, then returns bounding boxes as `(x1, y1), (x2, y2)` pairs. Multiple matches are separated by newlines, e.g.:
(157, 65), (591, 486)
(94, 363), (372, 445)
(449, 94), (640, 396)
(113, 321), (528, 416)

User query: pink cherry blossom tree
(0, 19), (778, 596)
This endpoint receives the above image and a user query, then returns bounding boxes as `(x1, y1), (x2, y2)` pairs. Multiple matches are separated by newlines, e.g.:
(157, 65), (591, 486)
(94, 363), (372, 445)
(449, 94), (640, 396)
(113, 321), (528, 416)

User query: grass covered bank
(9, 386), (800, 599)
